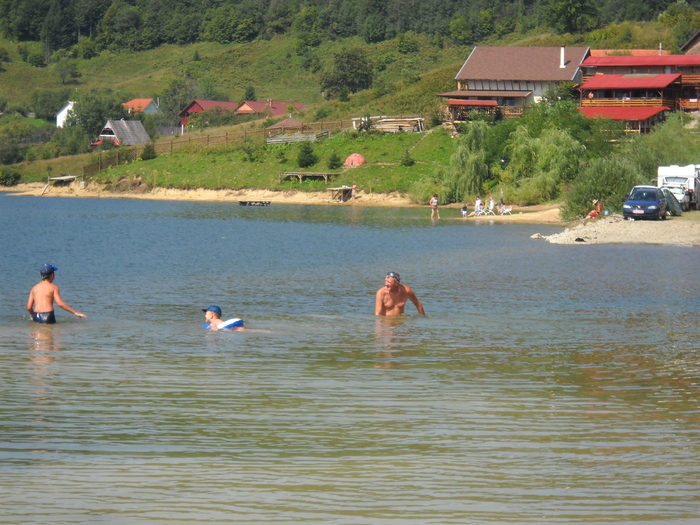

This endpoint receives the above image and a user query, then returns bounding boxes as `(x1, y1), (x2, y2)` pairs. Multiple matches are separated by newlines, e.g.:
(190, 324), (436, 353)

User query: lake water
(1, 193), (699, 524)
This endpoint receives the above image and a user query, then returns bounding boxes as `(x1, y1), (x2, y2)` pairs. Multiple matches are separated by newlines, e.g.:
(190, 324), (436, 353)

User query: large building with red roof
(236, 100), (306, 118)
(178, 100), (240, 126)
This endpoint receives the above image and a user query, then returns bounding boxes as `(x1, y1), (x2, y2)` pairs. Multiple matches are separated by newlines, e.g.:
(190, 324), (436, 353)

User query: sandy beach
(4, 182), (699, 245)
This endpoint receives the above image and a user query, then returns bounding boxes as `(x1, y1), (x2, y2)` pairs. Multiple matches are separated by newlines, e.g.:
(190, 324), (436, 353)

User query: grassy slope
(89, 127), (454, 194)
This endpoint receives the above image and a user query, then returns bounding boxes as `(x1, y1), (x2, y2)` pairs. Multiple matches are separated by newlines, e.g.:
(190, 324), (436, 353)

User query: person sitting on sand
(586, 199), (603, 219)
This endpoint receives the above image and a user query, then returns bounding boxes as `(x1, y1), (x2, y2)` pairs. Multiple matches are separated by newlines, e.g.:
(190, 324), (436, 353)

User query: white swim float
(202, 318), (244, 330)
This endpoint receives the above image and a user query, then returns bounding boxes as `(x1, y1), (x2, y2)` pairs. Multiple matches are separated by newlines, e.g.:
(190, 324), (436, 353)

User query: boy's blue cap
(202, 305), (222, 316)
(40, 264), (58, 277)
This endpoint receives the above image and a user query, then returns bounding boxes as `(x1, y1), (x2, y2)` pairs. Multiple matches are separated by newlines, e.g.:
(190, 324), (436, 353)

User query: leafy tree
(397, 33), (419, 54)
(66, 89), (128, 139)
(400, 150), (415, 166)
(449, 17), (474, 45)
(363, 14), (386, 43)
(541, 0), (599, 34)
(55, 58), (81, 84)
(0, 46), (11, 72)
(27, 51), (45, 67)
(297, 141), (318, 168)
(320, 48), (374, 99)
(159, 77), (198, 126)
(0, 115), (35, 164)
(31, 88), (72, 120)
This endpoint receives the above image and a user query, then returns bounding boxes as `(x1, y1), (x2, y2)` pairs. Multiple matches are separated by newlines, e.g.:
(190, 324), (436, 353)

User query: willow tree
(503, 125), (585, 204)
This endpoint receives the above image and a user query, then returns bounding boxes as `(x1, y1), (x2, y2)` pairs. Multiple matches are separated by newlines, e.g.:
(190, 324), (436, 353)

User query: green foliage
(327, 151), (342, 169)
(202, 6), (256, 45)
(541, 0), (599, 34)
(159, 77), (197, 126)
(55, 58), (81, 84)
(244, 86), (256, 102)
(560, 156), (643, 220)
(31, 88), (72, 120)
(49, 124), (91, 156)
(397, 33), (419, 54)
(297, 141), (318, 168)
(141, 143), (157, 161)
(27, 51), (46, 67)
(314, 105), (333, 121)
(0, 166), (21, 185)
(450, 17), (474, 45)
(364, 14), (386, 44)
(399, 150), (415, 166)
(320, 48), (374, 99)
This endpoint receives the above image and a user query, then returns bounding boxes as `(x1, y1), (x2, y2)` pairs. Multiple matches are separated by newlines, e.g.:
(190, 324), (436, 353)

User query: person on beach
(27, 264), (87, 324)
(375, 272), (426, 317)
(586, 199), (603, 218)
(430, 194), (440, 219)
(461, 203), (468, 218)
(202, 305), (245, 330)
(351, 184), (357, 200)
(474, 196), (482, 213)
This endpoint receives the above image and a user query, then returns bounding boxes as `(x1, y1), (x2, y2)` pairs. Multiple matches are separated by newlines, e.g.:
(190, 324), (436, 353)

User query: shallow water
(1, 194), (699, 524)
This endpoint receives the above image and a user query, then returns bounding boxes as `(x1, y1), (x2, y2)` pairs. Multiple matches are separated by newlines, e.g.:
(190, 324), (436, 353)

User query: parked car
(623, 185), (667, 220)
(661, 185), (690, 211)
(660, 187), (683, 216)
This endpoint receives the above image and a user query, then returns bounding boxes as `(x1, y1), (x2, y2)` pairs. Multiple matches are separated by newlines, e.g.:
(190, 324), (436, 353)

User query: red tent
(344, 153), (366, 166)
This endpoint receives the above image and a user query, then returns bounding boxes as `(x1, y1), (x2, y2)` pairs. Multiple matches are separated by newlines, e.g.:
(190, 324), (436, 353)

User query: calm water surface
(1, 194), (699, 524)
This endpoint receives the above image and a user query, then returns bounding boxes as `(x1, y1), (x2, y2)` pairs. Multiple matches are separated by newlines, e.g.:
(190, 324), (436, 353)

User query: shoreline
(3, 182), (566, 224)
(5, 182), (699, 245)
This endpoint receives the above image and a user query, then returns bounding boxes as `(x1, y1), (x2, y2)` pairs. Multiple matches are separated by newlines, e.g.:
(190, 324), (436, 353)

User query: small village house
(178, 100), (240, 126)
(55, 101), (75, 128)
(92, 120), (151, 146)
(438, 46), (590, 121)
(236, 100), (306, 118)
(123, 98), (160, 115)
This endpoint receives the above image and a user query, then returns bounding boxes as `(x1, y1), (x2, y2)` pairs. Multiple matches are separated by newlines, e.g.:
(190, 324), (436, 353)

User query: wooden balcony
(581, 98), (675, 108)
(680, 99), (700, 110)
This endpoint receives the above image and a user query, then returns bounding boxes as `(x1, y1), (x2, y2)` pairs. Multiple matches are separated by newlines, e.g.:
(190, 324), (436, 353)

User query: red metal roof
(579, 74), (681, 90)
(578, 106), (669, 121)
(178, 100), (239, 117)
(236, 101), (306, 118)
(448, 99), (498, 106)
(582, 55), (700, 67)
(589, 49), (670, 57)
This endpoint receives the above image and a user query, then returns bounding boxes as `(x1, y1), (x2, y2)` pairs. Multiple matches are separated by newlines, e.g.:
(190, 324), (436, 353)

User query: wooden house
(94, 120), (151, 146)
(236, 100), (306, 118)
(178, 100), (239, 126)
(438, 46), (590, 121)
(123, 98), (160, 115)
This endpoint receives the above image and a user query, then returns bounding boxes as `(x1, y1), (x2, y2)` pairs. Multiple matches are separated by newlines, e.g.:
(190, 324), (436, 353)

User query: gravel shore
(544, 214), (700, 246)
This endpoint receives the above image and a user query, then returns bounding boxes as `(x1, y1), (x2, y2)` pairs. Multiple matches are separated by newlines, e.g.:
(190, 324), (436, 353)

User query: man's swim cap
(40, 264), (58, 277)
(387, 272), (400, 282)
(202, 305), (222, 316)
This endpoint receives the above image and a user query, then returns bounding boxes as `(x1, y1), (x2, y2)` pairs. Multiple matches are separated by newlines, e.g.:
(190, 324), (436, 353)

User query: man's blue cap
(202, 305), (222, 316)
(40, 264), (58, 277)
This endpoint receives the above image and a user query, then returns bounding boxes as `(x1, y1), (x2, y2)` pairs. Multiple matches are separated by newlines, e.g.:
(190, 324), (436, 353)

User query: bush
(297, 142), (318, 168)
(141, 143), (157, 161)
(399, 150), (415, 166)
(0, 167), (21, 186)
(327, 151), (342, 169)
(27, 52), (46, 67)
(314, 105), (333, 121)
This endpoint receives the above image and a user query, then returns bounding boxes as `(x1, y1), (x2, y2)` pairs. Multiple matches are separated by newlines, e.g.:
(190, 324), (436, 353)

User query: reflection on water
(1, 194), (699, 523)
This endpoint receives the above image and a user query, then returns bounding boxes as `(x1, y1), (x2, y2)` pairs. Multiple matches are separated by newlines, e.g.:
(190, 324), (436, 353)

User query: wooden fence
(82, 117), (420, 178)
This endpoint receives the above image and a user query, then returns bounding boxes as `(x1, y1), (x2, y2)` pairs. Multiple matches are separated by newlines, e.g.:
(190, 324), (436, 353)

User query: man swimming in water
(375, 272), (426, 316)
(27, 264), (87, 324)
(202, 305), (245, 330)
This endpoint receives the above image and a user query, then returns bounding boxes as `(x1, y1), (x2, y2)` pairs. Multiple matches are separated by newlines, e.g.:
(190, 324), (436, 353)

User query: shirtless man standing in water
(27, 264), (87, 324)
(375, 272), (426, 316)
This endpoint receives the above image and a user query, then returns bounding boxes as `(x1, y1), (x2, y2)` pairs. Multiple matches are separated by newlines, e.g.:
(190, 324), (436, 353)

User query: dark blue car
(623, 185), (667, 220)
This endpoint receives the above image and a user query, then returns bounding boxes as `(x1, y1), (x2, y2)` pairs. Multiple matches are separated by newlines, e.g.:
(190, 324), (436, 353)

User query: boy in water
(27, 264), (87, 324)
(202, 305), (244, 330)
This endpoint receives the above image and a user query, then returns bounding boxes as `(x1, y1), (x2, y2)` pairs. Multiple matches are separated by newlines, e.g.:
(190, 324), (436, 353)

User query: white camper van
(657, 165), (699, 211)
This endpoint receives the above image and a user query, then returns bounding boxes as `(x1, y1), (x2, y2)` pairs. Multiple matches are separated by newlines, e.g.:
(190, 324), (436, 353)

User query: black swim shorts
(33, 311), (56, 324)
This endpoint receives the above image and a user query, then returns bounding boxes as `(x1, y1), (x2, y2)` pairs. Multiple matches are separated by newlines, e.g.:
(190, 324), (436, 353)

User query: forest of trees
(1, 0), (699, 60)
